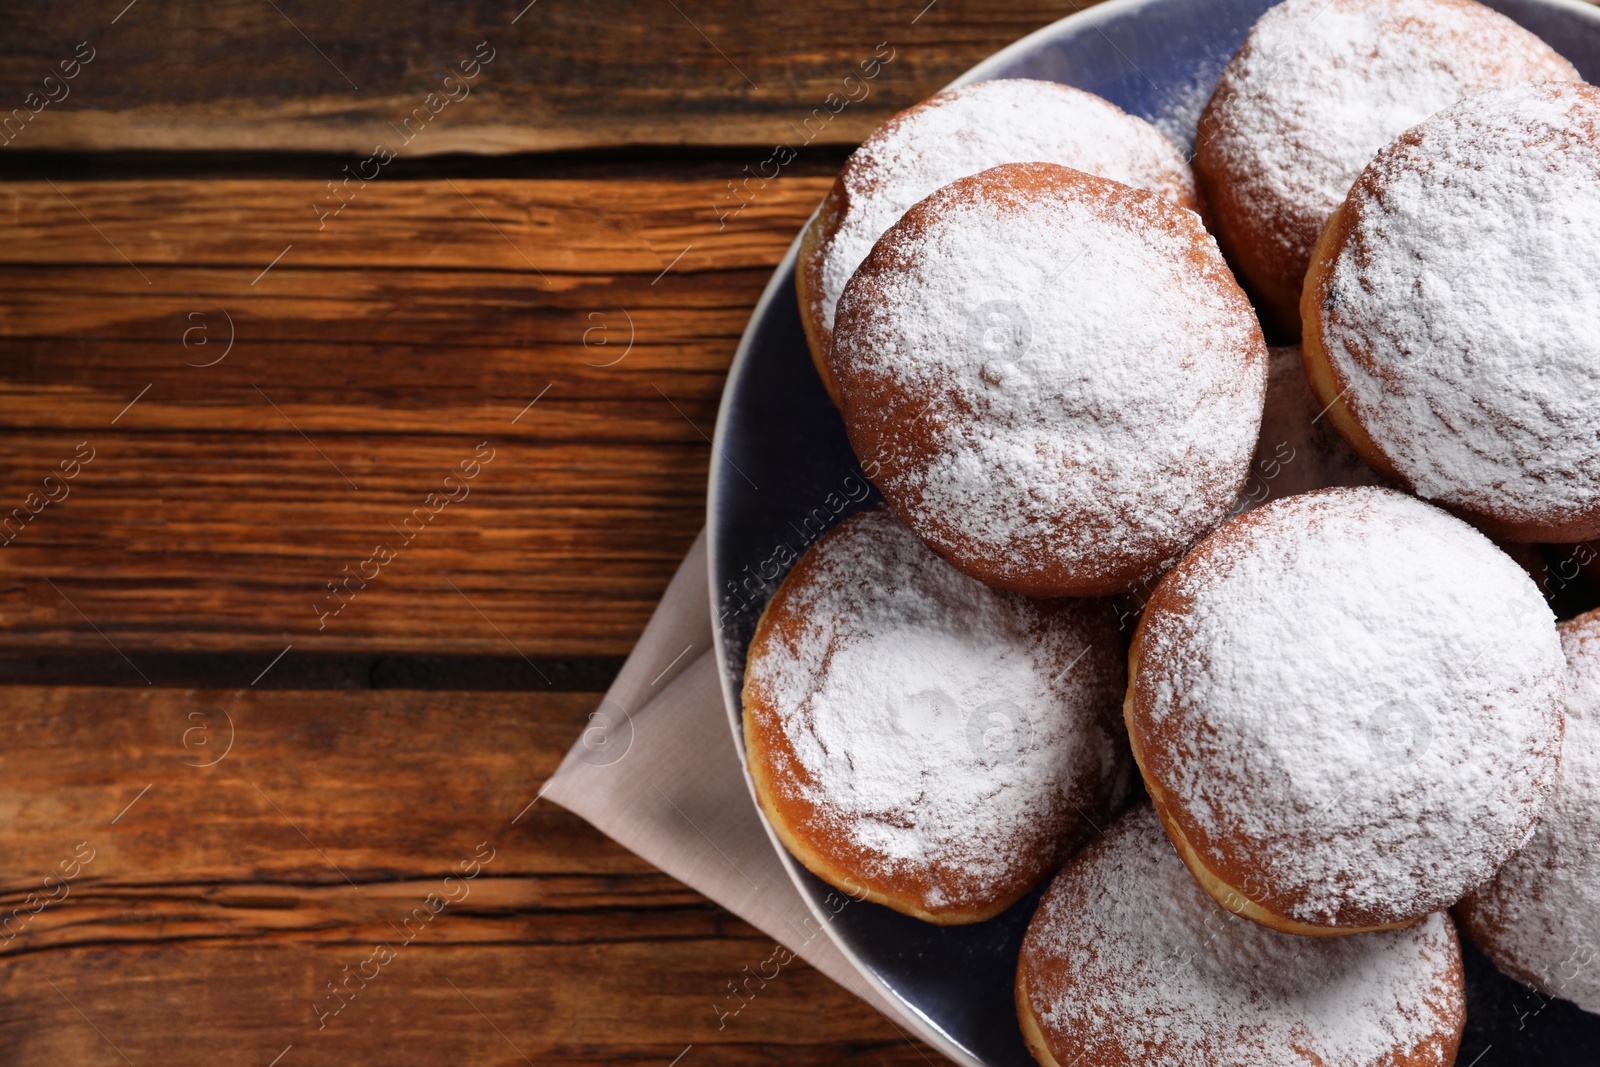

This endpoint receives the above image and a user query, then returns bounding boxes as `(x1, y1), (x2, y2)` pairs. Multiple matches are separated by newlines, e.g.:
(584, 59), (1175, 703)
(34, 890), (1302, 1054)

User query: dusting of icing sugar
(1023, 805), (1463, 1067)
(744, 507), (1128, 909)
(813, 78), (1196, 337)
(1235, 346), (1384, 513)
(1136, 488), (1564, 926)
(1150, 65), (1217, 155)
(1199, 0), (1579, 268)
(1318, 81), (1600, 529)
(1459, 611), (1600, 1013)
(833, 164), (1264, 591)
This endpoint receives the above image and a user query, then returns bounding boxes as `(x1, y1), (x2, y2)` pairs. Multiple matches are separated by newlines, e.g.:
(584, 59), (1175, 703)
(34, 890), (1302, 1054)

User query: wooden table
(0, 2), (1112, 1062)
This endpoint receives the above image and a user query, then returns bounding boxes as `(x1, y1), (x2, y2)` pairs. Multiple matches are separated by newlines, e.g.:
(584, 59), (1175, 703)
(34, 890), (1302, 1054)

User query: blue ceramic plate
(708, 1), (1600, 1062)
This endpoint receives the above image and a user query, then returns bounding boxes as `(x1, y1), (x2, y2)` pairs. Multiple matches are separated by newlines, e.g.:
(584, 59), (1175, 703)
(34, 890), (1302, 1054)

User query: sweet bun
(1302, 81), (1600, 543)
(741, 506), (1130, 925)
(1457, 608), (1600, 1015)
(1016, 805), (1467, 1067)
(831, 161), (1265, 598)
(1233, 345), (1384, 513)
(1195, 0), (1579, 339)
(1127, 487), (1565, 934)
(799, 78), (1198, 402)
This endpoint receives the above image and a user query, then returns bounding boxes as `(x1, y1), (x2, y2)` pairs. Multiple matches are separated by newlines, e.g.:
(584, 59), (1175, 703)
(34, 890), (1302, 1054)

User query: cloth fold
(541, 530), (915, 1026)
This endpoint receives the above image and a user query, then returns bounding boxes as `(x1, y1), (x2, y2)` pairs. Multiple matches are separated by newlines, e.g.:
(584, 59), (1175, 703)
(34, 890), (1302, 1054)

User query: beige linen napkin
(540, 530), (917, 1027)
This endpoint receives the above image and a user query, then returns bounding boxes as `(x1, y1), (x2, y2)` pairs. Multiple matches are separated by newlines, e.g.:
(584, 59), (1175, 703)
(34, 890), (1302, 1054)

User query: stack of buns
(739, 0), (1600, 1062)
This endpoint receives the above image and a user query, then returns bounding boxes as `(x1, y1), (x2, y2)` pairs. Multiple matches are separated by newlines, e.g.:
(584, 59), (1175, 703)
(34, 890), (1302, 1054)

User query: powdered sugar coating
(1133, 487), (1564, 928)
(1195, 0), (1578, 327)
(1020, 805), (1465, 1067)
(808, 78), (1197, 343)
(742, 507), (1129, 914)
(1458, 610), (1600, 1013)
(833, 162), (1265, 597)
(1236, 346), (1384, 513)
(1314, 81), (1600, 537)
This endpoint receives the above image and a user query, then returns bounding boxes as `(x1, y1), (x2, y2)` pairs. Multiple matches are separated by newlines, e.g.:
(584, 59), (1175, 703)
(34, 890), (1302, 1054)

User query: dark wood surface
(0, 688), (934, 1065)
(2, 2), (1087, 153)
(0, 1), (1125, 1062)
(0, 175), (828, 657)
(12, 2), (1596, 1064)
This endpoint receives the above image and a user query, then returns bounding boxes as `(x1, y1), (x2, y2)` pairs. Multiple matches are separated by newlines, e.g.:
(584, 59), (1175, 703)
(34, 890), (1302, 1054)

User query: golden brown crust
(741, 544), (984, 922)
(797, 81), (1201, 408)
(1123, 486), (1565, 934)
(1193, 108), (1307, 342)
(1302, 109), (1600, 544)
(831, 162), (1264, 599)
(1452, 846), (1575, 1006)
(1124, 623), (1413, 938)
(1195, 0), (1580, 344)
(1124, 496), (1420, 934)
(1301, 200), (1418, 491)
(1015, 805), (1468, 1067)
(1013, 971), (1064, 1067)
(1022, 940), (1465, 1067)
(743, 659), (981, 922)
(741, 510), (1129, 924)
(1453, 608), (1600, 1010)
(1302, 203), (1543, 549)
(795, 197), (844, 407)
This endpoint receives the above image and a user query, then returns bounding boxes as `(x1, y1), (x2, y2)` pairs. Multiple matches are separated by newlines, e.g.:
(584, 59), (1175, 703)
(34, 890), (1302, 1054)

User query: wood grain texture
(0, 8), (1141, 1060)
(2, 944), (940, 1067)
(0, 685), (939, 1065)
(0, 175), (830, 657)
(0, 1), (1104, 154)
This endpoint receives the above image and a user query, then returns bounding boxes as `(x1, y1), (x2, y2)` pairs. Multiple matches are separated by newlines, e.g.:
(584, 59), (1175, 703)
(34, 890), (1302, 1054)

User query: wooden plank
(0, 686), (938, 1064)
(0, 687), (589, 885)
(0, 430), (707, 654)
(0, 178), (818, 272)
(0, 1), (1100, 154)
(0, 177), (828, 656)
(1, 944), (939, 1066)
